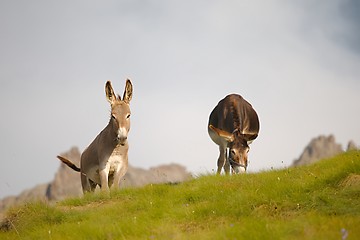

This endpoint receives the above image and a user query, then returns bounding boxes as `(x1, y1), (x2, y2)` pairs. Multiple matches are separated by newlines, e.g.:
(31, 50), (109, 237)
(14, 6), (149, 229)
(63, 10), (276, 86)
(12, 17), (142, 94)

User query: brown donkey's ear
(209, 125), (234, 143)
(123, 79), (133, 104)
(105, 81), (117, 104)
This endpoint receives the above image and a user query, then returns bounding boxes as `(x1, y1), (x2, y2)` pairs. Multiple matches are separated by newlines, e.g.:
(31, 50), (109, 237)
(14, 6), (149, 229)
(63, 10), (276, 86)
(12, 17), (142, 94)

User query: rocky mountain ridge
(292, 135), (358, 166)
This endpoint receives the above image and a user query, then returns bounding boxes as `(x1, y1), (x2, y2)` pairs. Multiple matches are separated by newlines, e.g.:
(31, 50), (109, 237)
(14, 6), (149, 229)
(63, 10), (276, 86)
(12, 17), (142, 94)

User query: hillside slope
(0, 147), (191, 218)
(1, 151), (359, 239)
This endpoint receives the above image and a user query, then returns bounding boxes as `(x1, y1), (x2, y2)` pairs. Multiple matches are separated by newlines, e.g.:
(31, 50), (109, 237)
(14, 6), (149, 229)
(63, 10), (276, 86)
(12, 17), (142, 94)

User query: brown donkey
(208, 94), (259, 174)
(57, 79), (133, 193)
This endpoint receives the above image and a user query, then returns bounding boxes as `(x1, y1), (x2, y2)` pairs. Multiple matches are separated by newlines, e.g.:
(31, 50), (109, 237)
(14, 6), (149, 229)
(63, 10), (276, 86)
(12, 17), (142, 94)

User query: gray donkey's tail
(57, 155), (81, 172)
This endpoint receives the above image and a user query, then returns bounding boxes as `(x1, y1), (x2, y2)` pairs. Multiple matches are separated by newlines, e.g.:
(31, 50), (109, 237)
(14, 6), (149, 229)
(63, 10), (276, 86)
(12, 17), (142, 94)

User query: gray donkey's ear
(105, 80), (117, 104)
(123, 79), (133, 103)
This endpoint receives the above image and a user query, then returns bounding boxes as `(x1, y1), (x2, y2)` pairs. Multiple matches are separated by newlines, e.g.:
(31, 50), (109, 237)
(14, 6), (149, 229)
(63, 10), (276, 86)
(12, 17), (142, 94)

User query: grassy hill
(1, 151), (359, 239)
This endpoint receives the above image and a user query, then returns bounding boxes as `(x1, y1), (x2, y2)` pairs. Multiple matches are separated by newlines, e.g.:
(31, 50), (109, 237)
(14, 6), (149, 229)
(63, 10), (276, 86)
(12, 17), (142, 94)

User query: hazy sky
(1, 0), (359, 199)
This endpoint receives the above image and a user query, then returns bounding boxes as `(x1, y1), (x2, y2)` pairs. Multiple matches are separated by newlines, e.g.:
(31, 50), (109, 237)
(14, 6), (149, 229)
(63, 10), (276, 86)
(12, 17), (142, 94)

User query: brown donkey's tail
(57, 156), (81, 172)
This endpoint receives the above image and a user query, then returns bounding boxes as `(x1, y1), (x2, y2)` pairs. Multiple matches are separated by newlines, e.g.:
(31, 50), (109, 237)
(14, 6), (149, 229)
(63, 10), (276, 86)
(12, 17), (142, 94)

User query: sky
(0, 0), (359, 199)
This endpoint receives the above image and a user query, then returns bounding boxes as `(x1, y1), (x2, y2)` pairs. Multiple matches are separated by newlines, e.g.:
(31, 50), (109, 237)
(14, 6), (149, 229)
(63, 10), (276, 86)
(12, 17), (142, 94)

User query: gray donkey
(57, 79), (133, 193)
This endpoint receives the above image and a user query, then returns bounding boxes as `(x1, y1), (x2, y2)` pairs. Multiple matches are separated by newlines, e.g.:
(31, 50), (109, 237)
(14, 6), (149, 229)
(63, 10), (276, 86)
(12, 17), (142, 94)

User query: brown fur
(208, 94), (259, 174)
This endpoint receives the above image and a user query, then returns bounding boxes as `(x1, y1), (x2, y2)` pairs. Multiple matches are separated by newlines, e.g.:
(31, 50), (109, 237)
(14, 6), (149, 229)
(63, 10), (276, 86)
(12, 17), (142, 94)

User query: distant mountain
(292, 135), (358, 166)
(0, 147), (192, 219)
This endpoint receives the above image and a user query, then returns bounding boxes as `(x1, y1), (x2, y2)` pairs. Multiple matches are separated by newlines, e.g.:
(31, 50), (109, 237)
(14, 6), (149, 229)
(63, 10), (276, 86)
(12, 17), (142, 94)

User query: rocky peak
(292, 135), (358, 167)
(347, 140), (358, 151)
(292, 135), (344, 166)
(47, 147), (82, 200)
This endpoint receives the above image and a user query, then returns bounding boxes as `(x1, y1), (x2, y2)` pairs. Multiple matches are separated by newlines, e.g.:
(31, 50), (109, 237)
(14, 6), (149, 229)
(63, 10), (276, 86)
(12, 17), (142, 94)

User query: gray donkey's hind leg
(81, 174), (97, 193)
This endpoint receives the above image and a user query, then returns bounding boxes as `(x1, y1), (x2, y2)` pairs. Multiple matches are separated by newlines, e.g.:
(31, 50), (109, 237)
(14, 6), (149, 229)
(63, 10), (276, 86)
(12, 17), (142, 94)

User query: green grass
(1, 151), (360, 239)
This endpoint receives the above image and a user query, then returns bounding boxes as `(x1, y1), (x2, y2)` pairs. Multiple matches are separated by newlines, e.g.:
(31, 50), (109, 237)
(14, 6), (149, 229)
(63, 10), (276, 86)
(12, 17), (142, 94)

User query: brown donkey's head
(227, 130), (250, 173)
(105, 79), (133, 146)
(209, 125), (250, 173)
